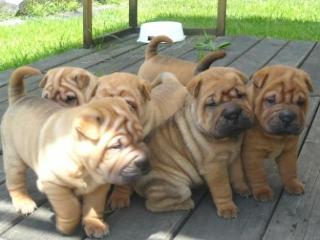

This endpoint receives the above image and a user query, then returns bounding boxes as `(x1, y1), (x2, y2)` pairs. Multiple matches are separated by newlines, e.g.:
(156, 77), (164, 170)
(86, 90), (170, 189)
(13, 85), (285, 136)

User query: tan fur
(134, 67), (254, 218)
(93, 72), (188, 208)
(242, 65), (313, 201)
(2, 67), (147, 237)
(138, 35), (226, 85)
(40, 66), (98, 107)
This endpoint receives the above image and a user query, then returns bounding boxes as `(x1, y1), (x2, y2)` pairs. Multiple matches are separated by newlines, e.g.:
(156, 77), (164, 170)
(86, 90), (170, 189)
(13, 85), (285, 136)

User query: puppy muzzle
(120, 152), (150, 183)
(265, 110), (302, 135)
(213, 104), (253, 138)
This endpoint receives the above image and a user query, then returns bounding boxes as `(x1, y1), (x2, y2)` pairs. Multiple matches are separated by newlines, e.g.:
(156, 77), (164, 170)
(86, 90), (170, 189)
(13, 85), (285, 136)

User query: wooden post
(216, 0), (227, 36)
(83, 0), (93, 48)
(129, 0), (138, 30)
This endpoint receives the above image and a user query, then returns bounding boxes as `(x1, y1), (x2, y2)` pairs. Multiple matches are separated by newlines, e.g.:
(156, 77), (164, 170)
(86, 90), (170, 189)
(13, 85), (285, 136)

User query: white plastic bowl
(137, 21), (185, 43)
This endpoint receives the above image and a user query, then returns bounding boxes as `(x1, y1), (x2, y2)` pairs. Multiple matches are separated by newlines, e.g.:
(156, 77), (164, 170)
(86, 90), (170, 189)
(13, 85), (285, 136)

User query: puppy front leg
(204, 161), (238, 219)
(229, 157), (251, 197)
(41, 182), (81, 235)
(276, 141), (304, 195)
(82, 184), (111, 238)
(242, 148), (273, 201)
(109, 184), (133, 209)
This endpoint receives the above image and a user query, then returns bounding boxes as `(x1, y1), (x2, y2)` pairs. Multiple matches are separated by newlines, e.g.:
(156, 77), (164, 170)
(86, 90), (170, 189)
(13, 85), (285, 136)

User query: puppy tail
(194, 50), (226, 75)
(8, 66), (42, 105)
(145, 35), (173, 60)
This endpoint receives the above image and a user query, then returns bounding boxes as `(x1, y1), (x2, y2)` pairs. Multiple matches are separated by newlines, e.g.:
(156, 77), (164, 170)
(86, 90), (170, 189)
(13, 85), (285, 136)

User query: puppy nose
(134, 157), (150, 174)
(279, 110), (297, 124)
(223, 105), (242, 120)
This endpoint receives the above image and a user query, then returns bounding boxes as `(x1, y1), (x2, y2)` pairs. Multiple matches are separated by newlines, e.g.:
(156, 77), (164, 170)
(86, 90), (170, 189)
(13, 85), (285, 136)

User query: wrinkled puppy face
(251, 65), (313, 135)
(93, 72), (151, 119)
(40, 67), (97, 107)
(74, 97), (149, 185)
(187, 68), (254, 139)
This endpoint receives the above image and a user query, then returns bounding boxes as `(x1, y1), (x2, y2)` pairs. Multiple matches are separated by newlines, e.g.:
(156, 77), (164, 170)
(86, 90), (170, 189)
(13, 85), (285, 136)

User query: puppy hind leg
(4, 149), (36, 215)
(145, 181), (194, 212)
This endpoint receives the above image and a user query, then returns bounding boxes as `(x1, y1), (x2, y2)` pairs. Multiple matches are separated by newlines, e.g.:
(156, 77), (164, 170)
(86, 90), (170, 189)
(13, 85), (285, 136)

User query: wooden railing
(83, 0), (227, 48)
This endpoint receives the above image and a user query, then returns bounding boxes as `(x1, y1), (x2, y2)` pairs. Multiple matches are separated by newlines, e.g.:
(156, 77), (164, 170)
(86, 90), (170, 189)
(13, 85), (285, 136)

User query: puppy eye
(126, 101), (138, 112)
(66, 95), (76, 103)
(109, 140), (123, 149)
(238, 92), (246, 99)
(265, 96), (276, 105)
(297, 99), (305, 107)
(206, 99), (218, 107)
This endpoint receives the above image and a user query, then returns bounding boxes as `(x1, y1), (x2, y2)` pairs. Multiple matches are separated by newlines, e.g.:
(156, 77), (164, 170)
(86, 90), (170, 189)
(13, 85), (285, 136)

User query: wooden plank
(83, 0), (93, 48)
(299, 43), (320, 96)
(266, 41), (316, 67)
(216, 0), (227, 36)
(174, 40), (318, 240)
(263, 107), (320, 240)
(1, 203), (81, 240)
(129, 0), (138, 29)
(229, 38), (288, 76)
(97, 190), (206, 240)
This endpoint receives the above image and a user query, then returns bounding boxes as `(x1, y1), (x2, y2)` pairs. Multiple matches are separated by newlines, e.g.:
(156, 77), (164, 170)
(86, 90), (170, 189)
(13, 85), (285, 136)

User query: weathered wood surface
(0, 34), (320, 240)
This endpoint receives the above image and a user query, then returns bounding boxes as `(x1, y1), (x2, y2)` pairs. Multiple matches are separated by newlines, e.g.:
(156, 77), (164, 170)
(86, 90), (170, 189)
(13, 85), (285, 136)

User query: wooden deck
(0, 33), (320, 240)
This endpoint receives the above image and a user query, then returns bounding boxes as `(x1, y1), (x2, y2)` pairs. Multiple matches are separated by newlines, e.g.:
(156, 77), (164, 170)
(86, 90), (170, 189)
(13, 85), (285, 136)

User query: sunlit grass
(1, 0), (319, 72)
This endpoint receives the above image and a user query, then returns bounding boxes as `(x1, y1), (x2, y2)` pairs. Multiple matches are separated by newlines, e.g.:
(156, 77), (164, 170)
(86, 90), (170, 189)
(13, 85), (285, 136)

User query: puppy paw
(233, 182), (251, 198)
(109, 193), (130, 210)
(12, 197), (37, 215)
(253, 186), (274, 202)
(217, 202), (238, 219)
(83, 218), (109, 239)
(284, 179), (304, 195)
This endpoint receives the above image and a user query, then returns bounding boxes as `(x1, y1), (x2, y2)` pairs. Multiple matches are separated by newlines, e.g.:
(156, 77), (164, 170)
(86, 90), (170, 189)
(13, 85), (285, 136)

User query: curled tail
(9, 66), (42, 105)
(194, 50), (226, 75)
(145, 35), (173, 60)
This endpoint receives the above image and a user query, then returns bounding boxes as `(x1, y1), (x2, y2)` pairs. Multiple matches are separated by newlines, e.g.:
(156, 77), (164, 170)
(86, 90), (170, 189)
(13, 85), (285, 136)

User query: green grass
(1, 0), (320, 72)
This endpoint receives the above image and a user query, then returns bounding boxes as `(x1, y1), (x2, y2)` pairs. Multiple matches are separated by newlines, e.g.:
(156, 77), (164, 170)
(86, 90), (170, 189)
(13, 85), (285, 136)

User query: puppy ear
(39, 75), (48, 88)
(300, 71), (313, 92)
(304, 76), (313, 92)
(75, 114), (103, 141)
(194, 50), (226, 75)
(139, 80), (151, 101)
(232, 69), (248, 84)
(251, 68), (269, 88)
(74, 74), (90, 89)
(187, 76), (202, 97)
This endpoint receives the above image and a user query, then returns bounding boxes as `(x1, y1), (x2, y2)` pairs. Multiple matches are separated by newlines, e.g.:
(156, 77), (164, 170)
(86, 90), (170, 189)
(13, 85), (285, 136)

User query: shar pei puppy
(93, 71), (188, 209)
(40, 66), (98, 107)
(242, 65), (313, 201)
(134, 66), (254, 218)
